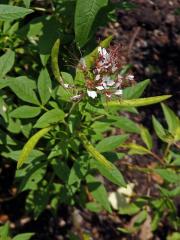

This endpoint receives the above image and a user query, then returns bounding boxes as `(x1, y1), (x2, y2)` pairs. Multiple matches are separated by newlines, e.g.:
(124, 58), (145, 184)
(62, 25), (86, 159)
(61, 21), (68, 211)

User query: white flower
(102, 75), (115, 87)
(79, 58), (86, 69)
(117, 183), (135, 199)
(96, 85), (104, 91)
(87, 90), (97, 99)
(108, 183), (135, 210)
(118, 74), (123, 82)
(71, 94), (82, 101)
(115, 74), (123, 88)
(105, 92), (112, 98)
(98, 47), (107, 56)
(98, 47), (110, 61)
(63, 83), (69, 88)
(112, 65), (118, 73)
(114, 89), (123, 95)
(2, 105), (7, 112)
(95, 74), (101, 81)
(127, 74), (134, 81)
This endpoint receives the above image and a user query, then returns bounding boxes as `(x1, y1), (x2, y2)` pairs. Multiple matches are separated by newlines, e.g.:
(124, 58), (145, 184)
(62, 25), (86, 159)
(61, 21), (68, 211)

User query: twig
(128, 27), (141, 59)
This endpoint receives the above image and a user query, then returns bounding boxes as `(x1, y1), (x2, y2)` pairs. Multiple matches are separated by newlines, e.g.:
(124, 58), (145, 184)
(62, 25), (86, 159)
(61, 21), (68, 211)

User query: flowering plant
(66, 44), (135, 102)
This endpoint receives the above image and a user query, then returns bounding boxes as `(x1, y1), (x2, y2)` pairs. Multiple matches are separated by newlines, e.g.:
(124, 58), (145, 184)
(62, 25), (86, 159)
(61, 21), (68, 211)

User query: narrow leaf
(34, 109), (65, 128)
(13, 233), (34, 240)
(38, 68), (52, 105)
(140, 126), (153, 150)
(17, 126), (52, 169)
(154, 169), (180, 183)
(23, 0), (31, 8)
(96, 135), (128, 152)
(122, 143), (151, 155)
(0, 4), (33, 21)
(78, 133), (126, 186)
(51, 39), (63, 85)
(152, 116), (167, 142)
(0, 49), (15, 78)
(161, 103), (179, 134)
(86, 174), (112, 212)
(112, 116), (140, 133)
(0, 223), (9, 239)
(123, 79), (150, 99)
(107, 95), (171, 108)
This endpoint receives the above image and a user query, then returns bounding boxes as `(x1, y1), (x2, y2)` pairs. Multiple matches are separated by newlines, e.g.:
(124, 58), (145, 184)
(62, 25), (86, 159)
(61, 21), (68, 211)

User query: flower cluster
(72, 45), (135, 101)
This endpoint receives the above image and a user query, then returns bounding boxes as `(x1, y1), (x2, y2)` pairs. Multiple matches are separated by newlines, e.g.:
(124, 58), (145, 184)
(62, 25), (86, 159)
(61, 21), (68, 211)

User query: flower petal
(96, 85), (104, 90)
(87, 90), (97, 99)
(114, 89), (123, 95)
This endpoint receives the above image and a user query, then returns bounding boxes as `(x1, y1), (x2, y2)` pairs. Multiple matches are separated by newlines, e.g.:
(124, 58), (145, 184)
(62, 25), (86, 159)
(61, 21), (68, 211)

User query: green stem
(163, 142), (171, 159)
(40, 105), (48, 111)
(92, 115), (106, 122)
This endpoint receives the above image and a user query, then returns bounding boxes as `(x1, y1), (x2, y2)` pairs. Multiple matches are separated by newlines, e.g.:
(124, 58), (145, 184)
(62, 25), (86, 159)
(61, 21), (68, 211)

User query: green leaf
(38, 68), (52, 105)
(68, 158), (88, 186)
(140, 126), (153, 150)
(122, 143), (151, 155)
(26, 184), (49, 219)
(175, 127), (180, 142)
(123, 79), (150, 99)
(10, 106), (41, 118)
(61, 72), (74, 85)
(0, 223), (10, 239)
(86, 175), (111, 212)
(75, 0), (108, 47)
(51, 159), (70, 182)
(78, 133), (126, 186)
(111, 116), (140, 133)
(161, 103), (179, 134)
(0, 78), (9, 89)
(159, 186), (180, 197)
(0, 4), (33, 21)
(17, 126), (52, 168)
(152, 116), (168, 142)
(19, 163), (46, 191)
(106, 95), (171, 108)
(13, 233), (34, 240)
(23, 0), (31, 8)
(93, 159), (126, 186)
(56, 86), (73, 102)
(96, 135), (128, 152)
(34, 109), (65, 128)
(51, 39), (63, 85)
(0, 130), (16, 146)
(86, 202), (102, 212)
(119, 202), (140, 215)
(6, 149), (43, 163)
(8, 76), (40, 105)
(151, 212), (161, 231)
(154, 169), (180, 183)
(167, 232), (180, 240)
(0, 49), (15, 78)
(134, 210), (147, 227)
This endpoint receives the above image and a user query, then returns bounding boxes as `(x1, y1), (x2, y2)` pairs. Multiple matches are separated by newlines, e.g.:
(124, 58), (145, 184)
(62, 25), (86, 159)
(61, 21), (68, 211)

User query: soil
(0, 0), (180, 239)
